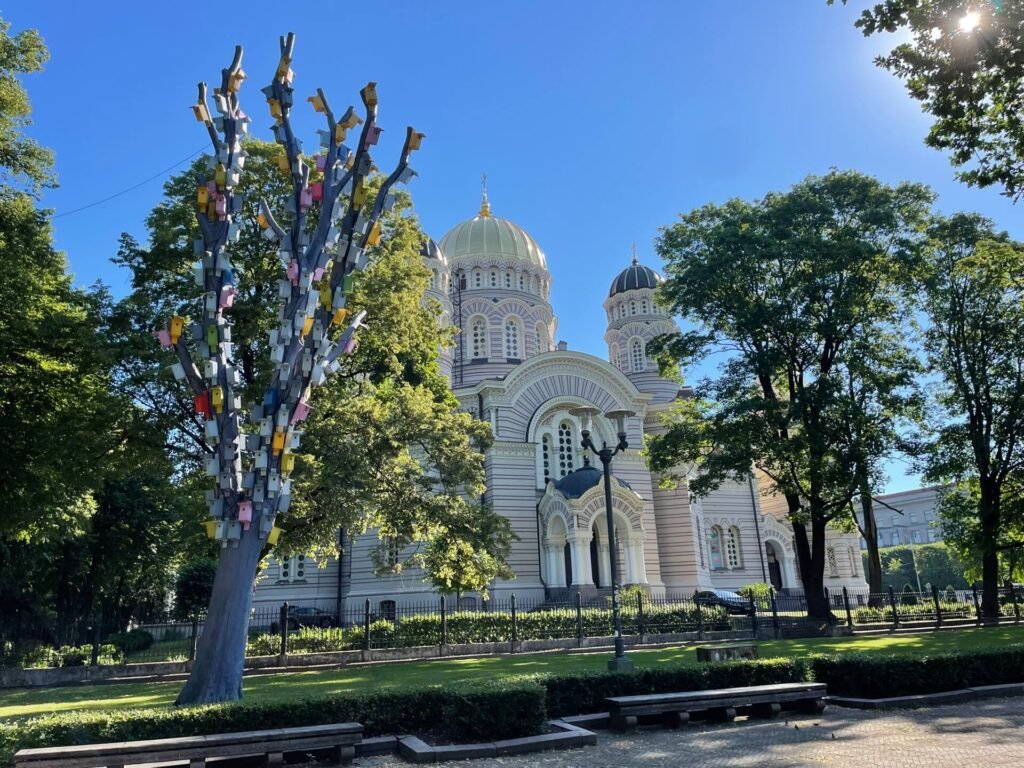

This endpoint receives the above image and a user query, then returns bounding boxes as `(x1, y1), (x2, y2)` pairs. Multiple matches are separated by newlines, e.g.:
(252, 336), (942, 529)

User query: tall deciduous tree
(920, 213), (1024, 617)
(841, 0), (1024, 199)
(648, 170), (931, 619)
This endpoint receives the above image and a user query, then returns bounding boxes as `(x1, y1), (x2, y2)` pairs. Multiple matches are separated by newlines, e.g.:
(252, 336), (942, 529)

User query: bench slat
(15, 724), (362, 761)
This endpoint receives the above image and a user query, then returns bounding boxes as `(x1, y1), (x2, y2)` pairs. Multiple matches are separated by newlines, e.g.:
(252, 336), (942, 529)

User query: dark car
(287, 606), (336, 629)
(695, 589), (754, 616)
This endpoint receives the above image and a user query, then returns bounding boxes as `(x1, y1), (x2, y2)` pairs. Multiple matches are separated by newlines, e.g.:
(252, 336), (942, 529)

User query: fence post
(770, 588), (781, 640)
(972, 583), (982, 626)
(1013, 584), (1021, 625)
(510, 593), (518, 651)
(440, 594), (448, 648)
(90, 619), (101, 666)
(363, 598), (371, 652)
(575, 592), (584, 647)
(693, 590), (705, 640)
(888, 586), (900, 630)
(189, 614), (200, 661)
(842, 586), (853, 630)
(279, 602), (289, 658)
(932, 584), (943, 628)
(749, 594), (759, 638)
(824, 587), (835, 626)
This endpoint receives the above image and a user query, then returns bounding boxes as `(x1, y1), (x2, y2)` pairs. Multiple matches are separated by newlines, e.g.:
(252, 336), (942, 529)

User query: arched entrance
(766, 541), (784, 590)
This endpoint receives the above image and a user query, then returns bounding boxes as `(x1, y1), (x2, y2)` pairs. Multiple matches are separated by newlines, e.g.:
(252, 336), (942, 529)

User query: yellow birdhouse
(275, 153), (291, 174)
(341, 110), (362, 130)
(281, 453), (296, 474)
(204, 520), (218, 539)
(257, 212), (268, 229)
(227, 68), (247, 93)
(408, 131), (425, 151)
(366, 222), (382, 247)
(319, 283), (332, 308)
(334, 124), (347, 144)
(268, 98), (283, 120)
(332, 308), (350, 326)
(268, 526), (283, 545)
(192, 103), (211, 124)
(352, 184), (366, 208)
(361, 82), (378, 106)
(214, 164), (226, 187)
(169, 316), (185, 344)
(275, 56), (292, 82)
(301, 317), (314, 338)
(197, 187), (209, 207)
(272, 428), (286, 455)
(211, 386), (224, 413)
(307, 94), (326, 113)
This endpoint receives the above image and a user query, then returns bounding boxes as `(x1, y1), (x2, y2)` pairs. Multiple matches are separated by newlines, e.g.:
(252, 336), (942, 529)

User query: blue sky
(12, 1), (1021, 492)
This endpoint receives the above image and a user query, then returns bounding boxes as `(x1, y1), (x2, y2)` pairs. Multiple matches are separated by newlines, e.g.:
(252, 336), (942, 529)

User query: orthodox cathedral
(253, 192), (867, 613)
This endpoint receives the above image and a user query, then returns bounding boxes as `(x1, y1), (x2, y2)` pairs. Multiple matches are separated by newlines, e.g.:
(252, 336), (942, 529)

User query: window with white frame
(909, 510), (919, 523)
(848, 546), (859, 576)
(726, 526), (742, 569)
(557, 421), (576, 477)
(708, 526), (724, 570)
(470, 316), (488, 358)
(913, 530), (922, 544)
(277, 554), (307, 583)
(384, 538), (401, 568)
(827, 547), (839, 577)
(630, 338), (645, 372)
(504, 317), (521, 359)
(927, 529), (937, 542)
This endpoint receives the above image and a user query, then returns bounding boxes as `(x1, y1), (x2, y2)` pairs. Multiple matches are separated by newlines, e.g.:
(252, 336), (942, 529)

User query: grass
(1, 624), (1022, 721)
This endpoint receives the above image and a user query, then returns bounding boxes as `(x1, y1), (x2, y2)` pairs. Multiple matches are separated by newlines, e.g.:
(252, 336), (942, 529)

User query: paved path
(358, 697), (1024, 767)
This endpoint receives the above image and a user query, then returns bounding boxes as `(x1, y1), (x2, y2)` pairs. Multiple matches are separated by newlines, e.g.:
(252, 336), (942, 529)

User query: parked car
(694, 589), (754, 616)
(287, 606), (336, 629)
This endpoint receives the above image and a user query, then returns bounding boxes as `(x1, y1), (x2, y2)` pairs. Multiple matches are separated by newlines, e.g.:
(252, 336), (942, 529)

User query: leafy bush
(245, 634), (280, 657)
(738, 583), (773, 606)
(0, 679), (547, 767)
(901, 585), (918, 605)
(808, 645), (1024, 698)
(107, 629), (154, 654)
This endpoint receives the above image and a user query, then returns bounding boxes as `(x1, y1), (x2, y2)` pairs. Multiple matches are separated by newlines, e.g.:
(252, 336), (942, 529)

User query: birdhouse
(267, 470), (281, 493)
(408, 131), (425, 151)
(214, 164), (227, 187)
(205, 455), (220, 476)
(287, 260), (299, 285)
(267, 98), (283, 120)
(171, 363), (186, 381)
(197, 186), (209, 207)
(332, 308), (349, 326)
(364, 124), (383, 147)
(272, 428), (286, 455)
(192, 103), (211, 123)
(342, 274), (356, 295)
(204, 360), (218, 380)
(315, 154), (327, 172)
(206, 325), (219, 348)
(307, 93), (326, 113)
(290, 400), (310, 425)
(205, 419), (219, 443)
(301, 317), (313, 337)
(352, 183), (366, 208)
(361, 82), (378, 106)
(398, 166), (417, 184)
(237, 500), (253, 525)
(275, 153), (290, 173)
(219, 285), (236, 310)
(169, 316), (185, 344)
(365, 222), (382, 247)
(259, 416), (273, 437)
(153, 329), (172, 348)
(281, 453), (296, 474)
(211, 386), (224, 413)
(268, 526), (283, 545)
(204, 520), (218, 539)
(255, 449), (268, 469)
(310, 181), (323, 201)
(205, 292), (218, 313)
(300, 188), (313, 210)
(194, 391), (211, 419)
(228, 68), (246, 94)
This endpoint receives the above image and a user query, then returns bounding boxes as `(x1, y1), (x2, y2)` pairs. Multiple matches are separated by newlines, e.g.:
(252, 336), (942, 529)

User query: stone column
(570, 533), (594, 586)
(546, 544), (565, 588)
(628, 539), (648, 584)
(597, 542), (612, 588)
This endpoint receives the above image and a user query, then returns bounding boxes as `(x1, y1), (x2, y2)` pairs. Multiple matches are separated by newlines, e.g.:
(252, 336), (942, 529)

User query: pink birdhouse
(291, 399), (311, 424)
(343, 336), (358, 355)
(315, 154), (327, 171)
(365, 124), (382, 147)
(215, 195), (227, 217)
(310, 181), (323, 201)
(312, 266), (325, 282)
(287, 260), (299, 285)
(237, 500), (253, 529)
(219, 284), (236, 309)
(300, 188), (313, 209)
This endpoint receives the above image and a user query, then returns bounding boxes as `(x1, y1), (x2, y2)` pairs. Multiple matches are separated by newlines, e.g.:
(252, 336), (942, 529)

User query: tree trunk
(792, 513), (833, 620)
(858, 481), (884, 608)
(978, 481), (1001, 620)
(175, 532), (263, 705)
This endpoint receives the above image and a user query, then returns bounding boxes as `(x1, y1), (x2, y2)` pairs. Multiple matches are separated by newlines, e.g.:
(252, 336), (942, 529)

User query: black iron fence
(5, 585), (1017, 670)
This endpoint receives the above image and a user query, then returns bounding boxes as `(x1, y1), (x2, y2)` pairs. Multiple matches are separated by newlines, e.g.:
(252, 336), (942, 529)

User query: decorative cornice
(488, 440), (538, 459)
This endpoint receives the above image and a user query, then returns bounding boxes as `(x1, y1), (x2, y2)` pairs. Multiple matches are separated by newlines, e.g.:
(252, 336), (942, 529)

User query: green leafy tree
(920, 213), (1024, 616)
(0, 17), (53, 192)
(841, 0), (1024, 200)
(174, 559), (218, 620)
(648, 170), (932, 619)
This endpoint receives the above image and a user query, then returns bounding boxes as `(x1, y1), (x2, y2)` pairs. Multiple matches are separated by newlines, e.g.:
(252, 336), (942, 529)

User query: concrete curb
(828, 683), (1024, 710)
(393, 720), (597, 764)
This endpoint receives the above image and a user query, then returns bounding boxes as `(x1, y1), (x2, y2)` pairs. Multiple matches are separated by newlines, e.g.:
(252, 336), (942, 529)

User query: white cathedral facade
(252, 195), (868, 613)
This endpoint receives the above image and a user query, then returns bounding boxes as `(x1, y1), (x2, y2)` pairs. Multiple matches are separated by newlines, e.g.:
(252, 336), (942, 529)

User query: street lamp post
(570, 406), (636, 673)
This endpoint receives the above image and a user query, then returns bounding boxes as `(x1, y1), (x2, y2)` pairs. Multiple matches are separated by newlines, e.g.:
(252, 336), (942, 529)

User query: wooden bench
(14, 722), (363, 768)
(695, 643), (758, 662)
(606, 682), (827, 730)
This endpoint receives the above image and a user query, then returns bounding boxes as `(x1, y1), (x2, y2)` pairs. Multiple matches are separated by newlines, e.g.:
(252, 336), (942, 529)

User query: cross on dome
(480, 173), (491, 218)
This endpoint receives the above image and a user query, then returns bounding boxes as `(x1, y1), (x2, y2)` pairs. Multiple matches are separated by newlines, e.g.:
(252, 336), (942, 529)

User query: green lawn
(2, 625), (1021, 721)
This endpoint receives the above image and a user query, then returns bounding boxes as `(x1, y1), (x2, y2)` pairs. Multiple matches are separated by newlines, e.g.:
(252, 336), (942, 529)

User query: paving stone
(356, 696), (1024, 767)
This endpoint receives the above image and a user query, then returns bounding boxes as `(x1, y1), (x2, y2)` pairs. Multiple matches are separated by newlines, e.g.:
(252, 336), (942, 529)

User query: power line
(53, 146), (208, 219)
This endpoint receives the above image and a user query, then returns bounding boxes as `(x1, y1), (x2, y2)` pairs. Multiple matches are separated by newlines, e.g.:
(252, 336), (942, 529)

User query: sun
(958, 11), (981, 32)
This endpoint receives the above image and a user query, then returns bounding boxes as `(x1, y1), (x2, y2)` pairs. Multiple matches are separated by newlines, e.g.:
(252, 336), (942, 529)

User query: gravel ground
(357, 696), (1024, 767)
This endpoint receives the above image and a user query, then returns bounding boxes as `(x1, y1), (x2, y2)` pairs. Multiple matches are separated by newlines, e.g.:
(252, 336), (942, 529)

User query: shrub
(107, 629), (155, 654)
(245, 634), (280, 657)
(901, 584), (918, 605)
(808, 644), (1024, 698)
(0, 679), (546, 767)
(737, 583), (773, 607)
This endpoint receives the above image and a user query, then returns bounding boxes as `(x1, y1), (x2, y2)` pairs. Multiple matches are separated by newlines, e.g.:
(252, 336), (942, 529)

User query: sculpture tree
(159, 34), (423, 705)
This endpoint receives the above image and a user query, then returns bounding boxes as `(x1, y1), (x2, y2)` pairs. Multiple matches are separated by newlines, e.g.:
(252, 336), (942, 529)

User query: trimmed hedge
(0, 679), (547, 767)
(808, 644), (1024, 698)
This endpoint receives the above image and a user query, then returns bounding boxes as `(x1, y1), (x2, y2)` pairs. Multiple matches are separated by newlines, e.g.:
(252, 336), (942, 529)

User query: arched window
(618, 303), (625, 319)
(503, 271), (512, 289)
(726, 526), (742, 569)
(472, 269), (482, 289)
(847, 547), (859, 577)
(630, 338), (645, 372)
(541, 434), (552, 483)
(504, 317), (521, 359)
(629, 300), (637, 316)
(640, 299), (649, 314)
(470, 316), (488, 359)
(429, 269), (438, 290)
(277, 554), (307, 583)
(697, 519), (705, 568)
(610, 343), (620, 367)
(708, 526), (724, 570)
(536, 322), (548, 354)
(557, 421), (576, 477)
(490, 270), (498, 287)
(518, 273), (526, 291)
(379, 600), (396, 621)
(827, 546), (839, 577)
